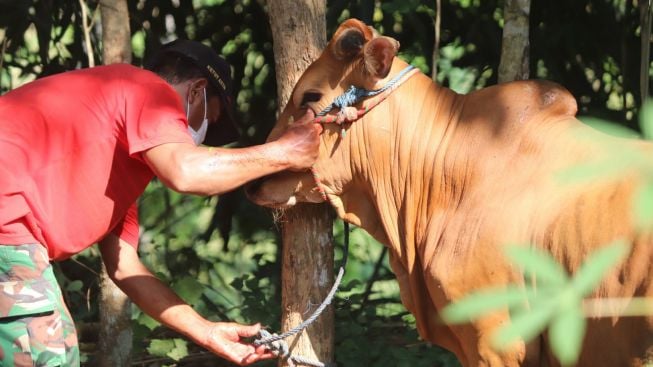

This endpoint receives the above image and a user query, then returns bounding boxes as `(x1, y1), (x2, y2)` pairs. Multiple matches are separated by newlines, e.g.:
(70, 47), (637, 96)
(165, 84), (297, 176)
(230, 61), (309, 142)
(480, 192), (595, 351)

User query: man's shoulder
(80, 64), (172, 96)
(86, 63), (161, 82)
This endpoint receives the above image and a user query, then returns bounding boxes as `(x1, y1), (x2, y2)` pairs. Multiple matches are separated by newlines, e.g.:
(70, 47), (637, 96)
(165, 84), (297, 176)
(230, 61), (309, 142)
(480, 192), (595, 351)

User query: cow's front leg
(425, 257), (535, 366)
(451, 313), (529, 366)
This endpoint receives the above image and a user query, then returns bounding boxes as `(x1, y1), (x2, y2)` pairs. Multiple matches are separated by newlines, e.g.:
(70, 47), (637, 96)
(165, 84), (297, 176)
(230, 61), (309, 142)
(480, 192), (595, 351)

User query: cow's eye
(300, 91), (322, 107)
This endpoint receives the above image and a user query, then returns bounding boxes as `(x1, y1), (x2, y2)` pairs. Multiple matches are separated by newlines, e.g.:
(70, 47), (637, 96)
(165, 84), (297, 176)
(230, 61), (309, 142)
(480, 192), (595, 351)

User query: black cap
(150, 39), (240, 146)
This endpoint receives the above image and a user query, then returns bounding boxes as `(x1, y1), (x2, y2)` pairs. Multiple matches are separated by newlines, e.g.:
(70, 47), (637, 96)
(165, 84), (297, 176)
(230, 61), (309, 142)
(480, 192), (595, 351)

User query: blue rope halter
(316, 65), (416, 117)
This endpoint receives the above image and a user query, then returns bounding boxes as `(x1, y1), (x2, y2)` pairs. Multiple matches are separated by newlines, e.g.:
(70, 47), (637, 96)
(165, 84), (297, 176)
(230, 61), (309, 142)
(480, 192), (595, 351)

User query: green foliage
(635, 182), (653, 229)
(580, 116), (641, 138)
(441, 286), (535, 324)
(172, 276), (205, 305)
(443, 242), (629, 366)
(332, 225), (460, 367)
(147, 338), (189, 361)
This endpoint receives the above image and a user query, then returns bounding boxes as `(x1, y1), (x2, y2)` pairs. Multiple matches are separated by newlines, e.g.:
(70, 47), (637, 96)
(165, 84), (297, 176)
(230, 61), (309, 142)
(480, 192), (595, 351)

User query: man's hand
(202, 322), (276, 365)
(100, 235), (276, 366)
(275, 110), (323, 171)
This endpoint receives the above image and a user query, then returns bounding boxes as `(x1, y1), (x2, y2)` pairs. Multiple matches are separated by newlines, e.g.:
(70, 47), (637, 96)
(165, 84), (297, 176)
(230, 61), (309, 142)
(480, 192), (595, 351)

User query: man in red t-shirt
(0, 40), (321, 366)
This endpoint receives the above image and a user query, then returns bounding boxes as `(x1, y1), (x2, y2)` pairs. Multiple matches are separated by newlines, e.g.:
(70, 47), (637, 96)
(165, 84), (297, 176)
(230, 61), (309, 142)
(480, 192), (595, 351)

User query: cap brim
(203, 104), (240, 146)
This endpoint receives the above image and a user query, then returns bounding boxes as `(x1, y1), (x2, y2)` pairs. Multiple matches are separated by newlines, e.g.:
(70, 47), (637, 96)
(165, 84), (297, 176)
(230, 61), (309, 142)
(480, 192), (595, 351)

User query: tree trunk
(267, 2), (333, 366)
(498, 0), (531, 83)
(279, 204), (335, 366)
(432, 0), (441, 80)
(640, 0), (651, 104)
(268, 1), (326, 109)
(101, 0), (132, 64)
(99, 1), (133, 366)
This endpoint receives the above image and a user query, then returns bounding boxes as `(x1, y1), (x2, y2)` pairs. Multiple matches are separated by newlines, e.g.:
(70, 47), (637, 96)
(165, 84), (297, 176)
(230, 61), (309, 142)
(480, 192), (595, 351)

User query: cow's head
(247, 18), (401, 232)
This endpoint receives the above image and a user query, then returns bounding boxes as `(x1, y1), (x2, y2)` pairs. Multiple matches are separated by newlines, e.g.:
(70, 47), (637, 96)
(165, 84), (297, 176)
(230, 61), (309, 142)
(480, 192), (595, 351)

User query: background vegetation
(0, 0), (650, 366)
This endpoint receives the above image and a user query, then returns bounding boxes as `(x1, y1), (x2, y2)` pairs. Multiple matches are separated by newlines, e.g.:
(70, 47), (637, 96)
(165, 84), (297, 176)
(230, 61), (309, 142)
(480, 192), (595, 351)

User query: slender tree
(498, 0), (531, 83)
(266, 1), (333, 366)
(432, 0), (441, 80)
(640, 0), (651, 103)
(98, 1), (133, 365)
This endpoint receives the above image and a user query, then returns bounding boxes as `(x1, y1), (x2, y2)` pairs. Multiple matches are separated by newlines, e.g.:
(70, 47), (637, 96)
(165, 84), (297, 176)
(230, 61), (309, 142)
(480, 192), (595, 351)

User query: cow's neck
(388, 73), (468, 265)
(328, 61), (470, 268)
(323, 63), (477, 345)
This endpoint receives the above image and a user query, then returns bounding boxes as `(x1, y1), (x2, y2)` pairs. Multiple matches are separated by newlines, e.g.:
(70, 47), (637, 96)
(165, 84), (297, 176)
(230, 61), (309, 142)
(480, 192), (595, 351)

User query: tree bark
(267, 1), (327, 109)
(498, 0), (531, 83)
(432, 0), (441, 80)
(101, 0), (132, 64)
(640, 0), (652, 104)
(99, 1), (133, 366)
(267, 2), (333, 366)
(279, 204), (335, 366)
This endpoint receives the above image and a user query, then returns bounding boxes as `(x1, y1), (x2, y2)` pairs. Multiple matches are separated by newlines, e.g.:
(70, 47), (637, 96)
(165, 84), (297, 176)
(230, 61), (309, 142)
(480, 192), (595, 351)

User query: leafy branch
(442, 242), (633, 366)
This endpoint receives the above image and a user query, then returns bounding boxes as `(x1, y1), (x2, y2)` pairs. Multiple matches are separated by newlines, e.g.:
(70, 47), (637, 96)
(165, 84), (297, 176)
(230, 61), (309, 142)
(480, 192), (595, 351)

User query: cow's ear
(331, 19), (375, 60)
(333, 28), (366, 60)
(363, 36), (399, 78)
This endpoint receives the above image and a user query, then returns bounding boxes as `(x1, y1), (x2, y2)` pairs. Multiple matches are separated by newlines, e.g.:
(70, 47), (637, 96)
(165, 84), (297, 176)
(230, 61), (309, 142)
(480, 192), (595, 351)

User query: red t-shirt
(0, 64), (194, 260)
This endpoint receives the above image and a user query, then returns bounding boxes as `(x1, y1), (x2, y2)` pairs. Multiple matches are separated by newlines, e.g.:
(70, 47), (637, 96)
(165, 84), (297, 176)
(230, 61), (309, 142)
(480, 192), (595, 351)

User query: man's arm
(98, 233), (275, 365)
(142, 110), (321, 196)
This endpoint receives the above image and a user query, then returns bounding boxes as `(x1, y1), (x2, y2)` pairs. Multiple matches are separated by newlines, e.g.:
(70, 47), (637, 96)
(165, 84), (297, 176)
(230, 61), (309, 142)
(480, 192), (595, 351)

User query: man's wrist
(264, 141), (291, 170)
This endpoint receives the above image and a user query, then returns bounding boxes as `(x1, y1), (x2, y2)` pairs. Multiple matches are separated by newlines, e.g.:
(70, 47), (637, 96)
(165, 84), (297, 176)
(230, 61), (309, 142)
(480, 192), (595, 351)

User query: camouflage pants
(0, 244), (79, 366)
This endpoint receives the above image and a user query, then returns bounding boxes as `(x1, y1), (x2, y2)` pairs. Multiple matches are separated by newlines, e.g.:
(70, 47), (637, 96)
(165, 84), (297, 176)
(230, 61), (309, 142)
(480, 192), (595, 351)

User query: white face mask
(187, 87), (209, 145)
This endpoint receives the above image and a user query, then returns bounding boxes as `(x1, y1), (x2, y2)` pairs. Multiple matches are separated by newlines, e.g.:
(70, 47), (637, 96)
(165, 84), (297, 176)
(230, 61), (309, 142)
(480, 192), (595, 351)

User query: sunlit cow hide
(247, 18), (653, 367)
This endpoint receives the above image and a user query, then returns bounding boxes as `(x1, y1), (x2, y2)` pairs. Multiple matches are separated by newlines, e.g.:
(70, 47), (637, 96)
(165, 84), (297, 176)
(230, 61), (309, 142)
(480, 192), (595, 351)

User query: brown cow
(247, 18), (653, 366)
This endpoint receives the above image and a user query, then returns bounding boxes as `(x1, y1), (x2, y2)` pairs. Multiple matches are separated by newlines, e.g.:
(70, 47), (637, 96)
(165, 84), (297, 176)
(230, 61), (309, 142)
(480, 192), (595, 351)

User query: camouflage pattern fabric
(0, 244), (79, 366)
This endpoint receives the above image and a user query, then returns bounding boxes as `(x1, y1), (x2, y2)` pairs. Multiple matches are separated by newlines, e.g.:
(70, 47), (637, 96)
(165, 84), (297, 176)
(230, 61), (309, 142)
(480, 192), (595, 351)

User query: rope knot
(255, 329), (334, 367)
(336, 106), (358, 125)
(331, 85), (370, 110)
(255, 330), (292, 362)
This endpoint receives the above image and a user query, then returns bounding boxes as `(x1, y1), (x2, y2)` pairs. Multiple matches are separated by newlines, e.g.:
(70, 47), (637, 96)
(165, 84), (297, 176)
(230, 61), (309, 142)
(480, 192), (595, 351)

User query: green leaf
(167, 339), (189, 361)
(634, 183), (653, 230)
(549, 303), (586, 366)
(504, 246), (568, 286)
(146, 338), (189, 362)
(571, 241), (630, 296)
(65, 280), (83, 292)
(245, 277), (259, 290)
(555, 160), (620, 184)
(147, 339), (175, 357)
(581, 117), (641, 139)
(493, 297), (556, 350)
(172, 276), (205, 305)
(639, 100), (653, 140)
(136, 312), (160, 330)
(441, 286), (531, 324)
(231, 277), (244, 291)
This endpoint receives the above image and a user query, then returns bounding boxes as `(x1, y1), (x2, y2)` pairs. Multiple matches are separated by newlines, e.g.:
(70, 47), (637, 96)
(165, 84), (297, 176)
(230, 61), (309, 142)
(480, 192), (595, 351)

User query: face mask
(187, 88), (209, 145)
